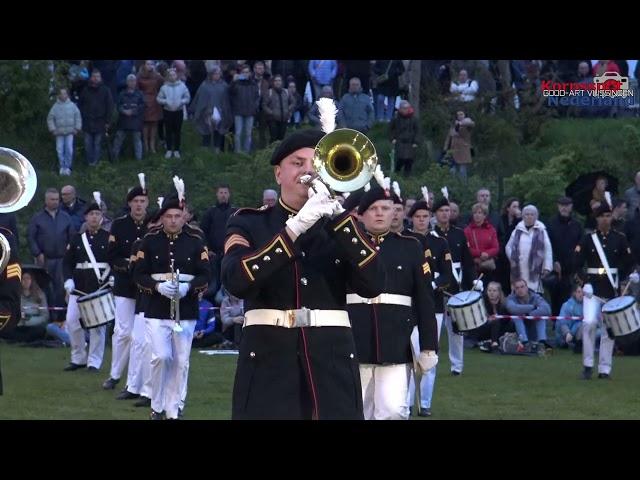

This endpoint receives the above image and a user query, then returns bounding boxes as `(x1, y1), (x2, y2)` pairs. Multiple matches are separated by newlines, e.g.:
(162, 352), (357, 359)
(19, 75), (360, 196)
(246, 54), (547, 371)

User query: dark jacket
(116, 89), (145, 131)
(63, 229), (110, 293)
(624, 210), (640, 265)
(60, 198), (87, 233)
(108, 214), (148, 299)
(389, 110), (421, 159)
(200, 202), (237, 256)
(28, 209), (75, 259)
(262, 87), (293, 122)
(78, 81), (114, 134)
(338, 92), (374, 132)
(372, 60), (405, 97)
(0, 213), (19, 249)
(546, 213), (583, 275)
(0, 226), (21, 337)
(229, 78), (259, 117)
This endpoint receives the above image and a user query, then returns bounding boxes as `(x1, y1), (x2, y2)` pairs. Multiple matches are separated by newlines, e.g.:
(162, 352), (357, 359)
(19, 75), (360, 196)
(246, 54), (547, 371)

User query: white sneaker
(59, 167), (65, 175)
(165, 151), (173, 159)
(65, 168), (72, 176)
(173, 151), (181, 159)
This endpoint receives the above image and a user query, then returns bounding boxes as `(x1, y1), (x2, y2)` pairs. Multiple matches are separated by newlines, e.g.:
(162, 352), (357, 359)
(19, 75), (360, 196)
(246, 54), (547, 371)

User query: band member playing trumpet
(62, 196), (111, 371)
(574, 201), (637, 380)
(134, 182), (210, 420)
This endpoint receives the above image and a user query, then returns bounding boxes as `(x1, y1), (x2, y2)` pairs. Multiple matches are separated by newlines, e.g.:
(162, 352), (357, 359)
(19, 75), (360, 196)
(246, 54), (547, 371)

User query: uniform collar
(436, 223), (450, 233)
(130, 214), (145, 226)
(278, 197), (299, 215)
(163, 228), (182, 240)
(367, 229), (390, 244)
(596, 228), (611, 237)
(87, 227), (100, 236)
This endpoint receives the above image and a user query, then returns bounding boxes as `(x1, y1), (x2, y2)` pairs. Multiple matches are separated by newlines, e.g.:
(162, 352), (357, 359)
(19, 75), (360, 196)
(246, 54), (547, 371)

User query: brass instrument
(311, 128), (378, 194)
(169, 259), (183, 332)
(0, 147), (38, 274)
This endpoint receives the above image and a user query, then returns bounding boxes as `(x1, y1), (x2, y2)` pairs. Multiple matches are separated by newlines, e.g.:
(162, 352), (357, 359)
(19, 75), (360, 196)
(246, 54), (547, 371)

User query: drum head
(602, 296), (636, 314)
(448, 290), (481, 307)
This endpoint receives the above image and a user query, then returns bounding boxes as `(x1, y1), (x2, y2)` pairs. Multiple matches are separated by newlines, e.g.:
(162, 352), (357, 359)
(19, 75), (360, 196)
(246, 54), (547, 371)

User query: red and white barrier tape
(491, 315), (582, 321)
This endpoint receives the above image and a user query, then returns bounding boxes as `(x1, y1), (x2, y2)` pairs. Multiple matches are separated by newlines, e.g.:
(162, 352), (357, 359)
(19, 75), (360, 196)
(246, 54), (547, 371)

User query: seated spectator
(506, 278), (552, 348)
(192, 296), (225, 348)
(555, 283), (584, 350)
(464, 203), (499, 280)
(46, 320), (71, 346)
(220, 288), (245, 345)
(338, 77), (374, 133)
(47, 87), (82, 176)
(475, 282), (514, 352)
(389, 100), (421, 175)
(449, 69), (479, 102)
(12, 272), (49, 343)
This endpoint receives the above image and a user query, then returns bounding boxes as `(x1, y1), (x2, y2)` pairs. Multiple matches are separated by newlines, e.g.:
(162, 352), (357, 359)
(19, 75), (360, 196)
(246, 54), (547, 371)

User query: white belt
(346, 293), (412, 307)
(76, 262), (109, 269)
(243, 308), (351, 329)
(151, 273), (195, 282)
(587, 268), (618, 275)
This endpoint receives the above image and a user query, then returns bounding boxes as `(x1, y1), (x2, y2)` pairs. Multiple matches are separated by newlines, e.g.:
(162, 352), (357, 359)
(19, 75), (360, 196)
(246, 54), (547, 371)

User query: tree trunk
(408, 60), (422, 117)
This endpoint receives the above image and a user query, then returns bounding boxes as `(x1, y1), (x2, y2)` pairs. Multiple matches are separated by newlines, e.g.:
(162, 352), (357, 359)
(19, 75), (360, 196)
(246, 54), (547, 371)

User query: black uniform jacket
(63, 228), (111, 294)
(0, 227), (21, 336)
(434, 223), (475, 293)
(108, 214), (147, 299)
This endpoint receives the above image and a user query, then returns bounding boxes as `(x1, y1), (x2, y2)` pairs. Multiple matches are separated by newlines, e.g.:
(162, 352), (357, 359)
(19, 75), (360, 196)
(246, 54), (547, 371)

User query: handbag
(373, 61), (393, 87)
(472, 230), (496, 272)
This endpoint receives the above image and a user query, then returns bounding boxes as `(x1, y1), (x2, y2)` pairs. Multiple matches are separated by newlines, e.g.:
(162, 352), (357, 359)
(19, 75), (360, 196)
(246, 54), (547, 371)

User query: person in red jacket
(464, 203), (499, 282)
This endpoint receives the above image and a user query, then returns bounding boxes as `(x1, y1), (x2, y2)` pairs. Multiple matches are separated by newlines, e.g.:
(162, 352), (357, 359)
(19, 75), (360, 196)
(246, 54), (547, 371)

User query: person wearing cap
(221, 129), (383, 420)
(573, 201), (636, 380)
(103, 178), (149, 390)
(433, 193), (477, 376)
(346, 186), (437, 420)
(61, 201), (111, 372)
(134, 196), (211, 420)
(547, 196), (583, 315)
(402, 197), (453, 417)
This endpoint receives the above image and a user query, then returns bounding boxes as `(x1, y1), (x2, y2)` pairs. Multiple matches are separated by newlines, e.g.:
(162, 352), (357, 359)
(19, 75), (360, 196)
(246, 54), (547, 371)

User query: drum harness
(80, 232), (111, 290)
(590, 233), (617, 291)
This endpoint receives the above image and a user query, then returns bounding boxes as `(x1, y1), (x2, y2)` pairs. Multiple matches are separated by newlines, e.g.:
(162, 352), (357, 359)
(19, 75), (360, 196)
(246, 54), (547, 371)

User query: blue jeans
(375, 94), (395, 122)
(112, 130), (142, 160)
(234, 115), (254, 153)
(514, 318), (547, 343)
(55, 134), (74, 170)
(555, 319), (582, 347)
(46, 323), (70, 345)
(450, 163), (468, 179)
(84, 132), (104, 166)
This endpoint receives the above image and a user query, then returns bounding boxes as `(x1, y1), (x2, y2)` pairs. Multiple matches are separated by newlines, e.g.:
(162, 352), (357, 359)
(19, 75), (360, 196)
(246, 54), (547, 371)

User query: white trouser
(66, 294), (106, 368)
(145, 318), (196, 419)
(407, 313), (444, 410)
(141, 317), (154, 399)
(110, 296), (136, 380)
(445, 311), (464, 373)
(360, 363), (411, 420)
(126, 313), (151, 395)
(582, 294), (614, 374)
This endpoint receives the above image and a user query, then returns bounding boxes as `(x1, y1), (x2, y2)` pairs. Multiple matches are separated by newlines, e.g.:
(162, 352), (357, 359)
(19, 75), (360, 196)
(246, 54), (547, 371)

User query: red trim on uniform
(300, 327), (319, 420)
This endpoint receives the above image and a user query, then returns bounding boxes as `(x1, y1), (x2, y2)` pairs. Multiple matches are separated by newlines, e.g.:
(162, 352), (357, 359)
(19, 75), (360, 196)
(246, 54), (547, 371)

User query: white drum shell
(77, 290), (116, 329)
(447, 290), (488, 331)
(602, 296), (640, 337)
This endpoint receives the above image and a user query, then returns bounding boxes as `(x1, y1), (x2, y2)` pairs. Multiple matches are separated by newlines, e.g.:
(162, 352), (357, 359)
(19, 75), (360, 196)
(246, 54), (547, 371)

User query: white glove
(286, 189), (335, 237)
(64, 279), (75, 293)
(431, 281), (437, 290)
(108, 276), (115, 288)
(583, 283), (594, 299)
(178, 282), (190, 298)
(629, 272), (640, 284)
(157, 281), (177, 299)
(417, 350), (439, 373)
(472, 279), (484, 292)
(308, 177), (344, 218)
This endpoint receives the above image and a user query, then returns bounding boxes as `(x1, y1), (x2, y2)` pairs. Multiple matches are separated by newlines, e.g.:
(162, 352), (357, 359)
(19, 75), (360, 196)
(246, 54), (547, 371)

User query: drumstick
(620, 270), (637, 297)
(465, 273), (484, 302)
(72, 288), (89, 297)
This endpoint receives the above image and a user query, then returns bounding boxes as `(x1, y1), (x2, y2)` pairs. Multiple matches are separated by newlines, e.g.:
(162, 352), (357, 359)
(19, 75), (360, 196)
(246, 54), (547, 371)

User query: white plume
(604, 191), (612, 208)
(392, 181), (402, 201)
(342, 192), (351, 199)
(138, 173), (146, 191)
(172, 176), (185, 204)
(383, 177), (391, 191)
(93, 191), (101, 206)
(157, 196), (164, 209)
(364, 182), (371, 192)
(421, 186), (429, 202)
(317, 97), (338, 134)
(441, 186), (449, 201)
(373, 165), (385, 189)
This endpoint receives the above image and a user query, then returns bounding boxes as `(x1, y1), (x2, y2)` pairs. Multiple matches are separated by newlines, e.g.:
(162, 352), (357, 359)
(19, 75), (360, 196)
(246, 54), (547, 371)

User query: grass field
(1, 337), (639, 420)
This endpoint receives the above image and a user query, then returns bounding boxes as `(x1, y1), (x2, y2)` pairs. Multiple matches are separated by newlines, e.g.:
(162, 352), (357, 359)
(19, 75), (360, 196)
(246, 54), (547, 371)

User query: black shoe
(64, 363), (87, 371)
(581, 366), (593, 380)
(87, 366), (99, 372)
(451, 370), (461, 376)
(418, 408), (432, 417)
(178, 408), (184, 419)
(102, 377), (119, 390)
(409, 407), (415, 417)
(134, 396), (151, 407)
(598, 373), (611, 379)
(116, 389), (140, 400)
(149, 410), (165, 420)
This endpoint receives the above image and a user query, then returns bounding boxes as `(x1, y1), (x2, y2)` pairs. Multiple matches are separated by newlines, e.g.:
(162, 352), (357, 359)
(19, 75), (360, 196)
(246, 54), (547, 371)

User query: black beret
(408, 200), (430, 218)
(343, 188), (365, 213)
(432, 196), (450, 212)
(270, 129), (325, 165)
(83, 202), (102, 215)
(157, 195), (182, 218)
(126, 186), (148, 203)
(357, 186), (391, 215)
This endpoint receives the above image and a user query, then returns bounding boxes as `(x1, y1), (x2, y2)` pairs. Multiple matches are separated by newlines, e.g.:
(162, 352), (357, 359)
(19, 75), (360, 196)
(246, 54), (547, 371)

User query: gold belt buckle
(287, 308), (311, 327)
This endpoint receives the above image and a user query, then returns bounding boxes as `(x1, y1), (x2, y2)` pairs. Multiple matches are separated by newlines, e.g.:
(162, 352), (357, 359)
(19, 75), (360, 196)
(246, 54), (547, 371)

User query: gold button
(343, 227), (351, 233)
(275, 248), (283, 254)
(301, 252), (306, 258)
(375, 246), (380, 251)
(169, 242), (173, 245)
(250, 352), (256, 358)
(263, 255), (271, 262)
(397, 265), (402, 270)
(335, 259), (341, 265)
(300, 277), (308, 286)
(170, 252), (173, 256)
(352, 237), (358, 244)
(360, 250), (367, 256)
(349, 353), (354, 359)
(252, 264), (259, 271)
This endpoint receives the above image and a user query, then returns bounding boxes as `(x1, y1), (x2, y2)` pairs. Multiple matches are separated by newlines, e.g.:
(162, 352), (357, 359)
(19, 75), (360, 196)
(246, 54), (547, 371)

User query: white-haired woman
(505, 204), (553, 293)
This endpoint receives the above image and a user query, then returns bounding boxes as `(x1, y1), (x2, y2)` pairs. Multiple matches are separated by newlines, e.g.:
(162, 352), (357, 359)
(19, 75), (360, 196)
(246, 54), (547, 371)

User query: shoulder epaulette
(429, 230), (440, 238)
(144, 227), (162, 237)
(232, 206), (269, 217)
(185, 224), (204, 238)
(396, 232), (423, 245)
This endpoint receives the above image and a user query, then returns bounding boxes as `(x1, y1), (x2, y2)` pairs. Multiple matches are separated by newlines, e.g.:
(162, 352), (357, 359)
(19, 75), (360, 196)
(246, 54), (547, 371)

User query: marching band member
(0, 225), (21, 395)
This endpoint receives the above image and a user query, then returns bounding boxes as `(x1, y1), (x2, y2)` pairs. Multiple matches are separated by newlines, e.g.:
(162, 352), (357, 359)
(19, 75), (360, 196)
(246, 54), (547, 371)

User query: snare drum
(601, 296), (640, 337)
(77, 288), (116, 329)
(447, 290), (488, 331)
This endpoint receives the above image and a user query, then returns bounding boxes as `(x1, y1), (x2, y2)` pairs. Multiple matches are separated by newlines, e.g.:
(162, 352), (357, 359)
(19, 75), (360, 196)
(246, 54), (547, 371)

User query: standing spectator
(308, 86), (340, 129)
(449, 69), (479, 103)
(506, 278), (552, 349)
(546, 196), (583, 314)
(9, 272), (49, 343)
(60, 185), (86, 232)
(253, 61), (272, 149)
(271, 60), (307, 98)
(389, 100), (421, 175)
(505, 205), (553, 294)
(229, 64), (259, 154)
(115, 60), (136, 95)
(338, 77), (374, 133)
(496, 197), (521, 293)
(47, 87), (82, 176)
(443, 110), (475, 180)
(449, 201), (461, 226)
(67, 60), (90, 103)
(555, 284), (584, 350)
(623, 171), (640, 221)
(372, 60), (405, 122)
(464, 203), (500, 281)
(262, 74), (293, 143)
(113, 74), (145, 161)
(308, 60), (338, 101)
(78, 69), (114, 166)
(156, 68), (191, 159)
(91, 60), (118, 101)
(611, 199), (628, 232)
(262, 189), (278, 207)
(341, 60), (373, 96)
(27, 188), (75, 322)
(592, 60), (620, 77)
(137, 60), (164, 155)
(463, 188), (500, 229)
(190, 66), (232, 152)
(287, 80), (302, 129)
(586, 175), (610, 231)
